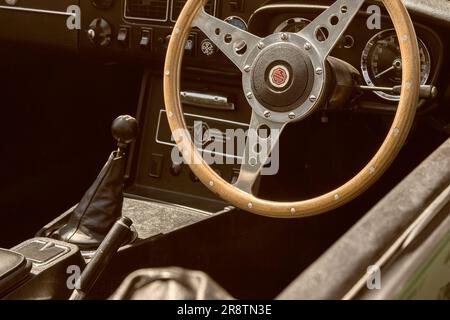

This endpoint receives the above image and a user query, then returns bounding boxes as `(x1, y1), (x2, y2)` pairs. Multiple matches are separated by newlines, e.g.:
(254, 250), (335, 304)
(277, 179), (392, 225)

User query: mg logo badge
(269, 65), (290, 89)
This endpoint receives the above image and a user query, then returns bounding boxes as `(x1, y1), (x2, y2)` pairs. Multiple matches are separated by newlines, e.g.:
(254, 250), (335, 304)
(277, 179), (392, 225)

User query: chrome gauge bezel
(224, 16), (248, 31)
(274, 17), (311, 33)
(273, 17), (326, 41)
(361, 28), (432, 102)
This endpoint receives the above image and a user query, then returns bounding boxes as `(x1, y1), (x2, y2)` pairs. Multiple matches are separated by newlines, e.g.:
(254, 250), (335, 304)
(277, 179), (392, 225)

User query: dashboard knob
(200, 39), (217, 56)
(87, 29), (96, 40)
(87, 18), (112, 47)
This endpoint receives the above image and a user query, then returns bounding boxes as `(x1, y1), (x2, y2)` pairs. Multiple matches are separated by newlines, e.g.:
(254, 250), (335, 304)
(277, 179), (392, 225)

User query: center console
(1, 238), (83, 299)
(125, 72), (251, 211)
(0, 107), (240, 299)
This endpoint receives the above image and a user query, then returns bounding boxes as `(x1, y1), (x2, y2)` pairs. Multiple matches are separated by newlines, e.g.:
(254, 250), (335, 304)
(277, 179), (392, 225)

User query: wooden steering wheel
(164, 0), (420, 218)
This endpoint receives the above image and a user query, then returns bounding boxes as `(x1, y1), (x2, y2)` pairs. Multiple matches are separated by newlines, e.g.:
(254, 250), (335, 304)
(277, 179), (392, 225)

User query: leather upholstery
(0, 248), (31, 297)
(110, 267), (233, 300)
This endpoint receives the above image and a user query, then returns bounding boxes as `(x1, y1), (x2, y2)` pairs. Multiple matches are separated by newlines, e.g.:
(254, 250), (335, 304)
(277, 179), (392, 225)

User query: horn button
(251, 43), (314, 112)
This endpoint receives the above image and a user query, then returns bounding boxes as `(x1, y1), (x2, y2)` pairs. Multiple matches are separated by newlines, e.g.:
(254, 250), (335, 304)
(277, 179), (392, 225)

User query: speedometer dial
(361, 29), (431, 101)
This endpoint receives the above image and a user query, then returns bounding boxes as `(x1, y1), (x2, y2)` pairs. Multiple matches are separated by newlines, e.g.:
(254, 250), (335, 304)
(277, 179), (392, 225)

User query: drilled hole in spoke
(330, 15), (339, 25)
(249, 157), (258, 167)
(257, 124), (271, 139)
(215, 28), (221, 35)
(233, 40), (247, 55)
(253, 143), (262, 154)
(224, 34), (232, 43)
(316, 26), (329, 42)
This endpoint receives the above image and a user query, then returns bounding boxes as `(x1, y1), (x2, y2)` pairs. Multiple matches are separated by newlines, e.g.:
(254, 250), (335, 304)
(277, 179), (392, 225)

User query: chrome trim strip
(248, 4), (370, 29)
(253, 3), (328, 13)
(249, 4), (328, 26)
(180, 91), (235, 110)
(0, 5), (74, 16)
(155, 109), (249, 160)
(124, 0), (169, 22)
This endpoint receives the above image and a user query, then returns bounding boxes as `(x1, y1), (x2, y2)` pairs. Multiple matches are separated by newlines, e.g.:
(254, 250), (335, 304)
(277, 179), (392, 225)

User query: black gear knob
(111, 115), (138, 146)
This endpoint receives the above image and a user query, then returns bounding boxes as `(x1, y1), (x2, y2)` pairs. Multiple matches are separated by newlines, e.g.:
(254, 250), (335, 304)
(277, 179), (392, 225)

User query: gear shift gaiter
(56, 115), (138, 249)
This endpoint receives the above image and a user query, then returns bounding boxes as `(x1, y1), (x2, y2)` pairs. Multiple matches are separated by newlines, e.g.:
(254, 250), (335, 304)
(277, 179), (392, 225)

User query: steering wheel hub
(251, 43), (314, 111)
(241, 33), (327, 123)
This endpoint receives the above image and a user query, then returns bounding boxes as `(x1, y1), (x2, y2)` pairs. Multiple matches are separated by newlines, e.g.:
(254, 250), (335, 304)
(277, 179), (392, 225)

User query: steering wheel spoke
(234, 112), (285, 194)
(298, 0), (365, 59)
(192, 8), (262, 72)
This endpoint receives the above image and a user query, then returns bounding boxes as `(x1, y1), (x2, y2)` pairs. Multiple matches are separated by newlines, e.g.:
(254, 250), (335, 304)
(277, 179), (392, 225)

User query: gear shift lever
(112, 115), (139, 155)
(55, 115), (138, 249)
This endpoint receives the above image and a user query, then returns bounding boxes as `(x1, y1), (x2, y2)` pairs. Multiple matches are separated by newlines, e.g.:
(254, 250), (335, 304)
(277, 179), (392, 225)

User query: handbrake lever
(69, 216), (133, 300)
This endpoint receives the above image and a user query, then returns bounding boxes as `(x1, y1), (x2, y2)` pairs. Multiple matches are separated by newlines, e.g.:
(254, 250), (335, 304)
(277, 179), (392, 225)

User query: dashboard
(0, 1), (445, 108)
(78, 0), (444, 106)
(0, 0), (448, 209)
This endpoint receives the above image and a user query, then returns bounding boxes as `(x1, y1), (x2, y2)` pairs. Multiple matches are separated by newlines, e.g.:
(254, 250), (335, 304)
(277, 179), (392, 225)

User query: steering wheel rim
(164, 0), (420, 218)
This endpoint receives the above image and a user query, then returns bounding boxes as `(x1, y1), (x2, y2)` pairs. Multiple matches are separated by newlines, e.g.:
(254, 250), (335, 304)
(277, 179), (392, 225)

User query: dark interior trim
(278, 137), (450, 299)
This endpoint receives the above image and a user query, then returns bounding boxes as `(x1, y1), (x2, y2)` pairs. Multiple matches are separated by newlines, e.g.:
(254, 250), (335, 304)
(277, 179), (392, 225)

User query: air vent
(125, 0), (169, 22)
(171, 0), (216, 22)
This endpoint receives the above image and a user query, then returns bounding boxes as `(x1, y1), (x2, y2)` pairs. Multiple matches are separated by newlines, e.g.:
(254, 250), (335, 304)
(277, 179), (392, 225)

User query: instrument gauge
(224, 16), (248, 31)
(274, 18), (325, 41)
(361, 29), (431, 101)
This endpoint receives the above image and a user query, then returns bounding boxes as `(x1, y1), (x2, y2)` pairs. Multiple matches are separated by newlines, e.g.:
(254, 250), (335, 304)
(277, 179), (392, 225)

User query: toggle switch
(140, 28), (152, 50)
(117, 27), (129, 47)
